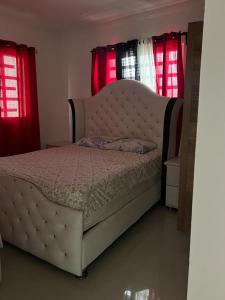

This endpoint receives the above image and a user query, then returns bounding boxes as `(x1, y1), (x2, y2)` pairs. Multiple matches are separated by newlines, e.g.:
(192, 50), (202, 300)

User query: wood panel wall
(178, 21), (204, 234)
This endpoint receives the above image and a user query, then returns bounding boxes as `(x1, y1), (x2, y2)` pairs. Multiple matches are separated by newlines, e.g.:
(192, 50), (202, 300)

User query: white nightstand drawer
(167, 165), (180, 187)
(166, 186), (179, 209)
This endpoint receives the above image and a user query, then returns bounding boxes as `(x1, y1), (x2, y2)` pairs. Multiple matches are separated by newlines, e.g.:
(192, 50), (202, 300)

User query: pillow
(76, 136), (119, 148)
(102, 138), (157, 154)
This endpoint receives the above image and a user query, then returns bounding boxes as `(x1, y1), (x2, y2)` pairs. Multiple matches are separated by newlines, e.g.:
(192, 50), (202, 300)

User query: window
(121, 55), (137, 80)
(116, 40), (139, 81)
(0, 40), (40, 156)
(91, 35), (185, 97)
(155, 50), (179, 97)
(153, 34), (186, 98)
(0, 54), (19, 118)
(108, 58), (116, 81)
(91, 47), (116, 95)
(106, 50), (116, 84)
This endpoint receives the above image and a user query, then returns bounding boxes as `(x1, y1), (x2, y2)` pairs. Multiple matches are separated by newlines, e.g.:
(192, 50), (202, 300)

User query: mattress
(0, 145), (162, 231)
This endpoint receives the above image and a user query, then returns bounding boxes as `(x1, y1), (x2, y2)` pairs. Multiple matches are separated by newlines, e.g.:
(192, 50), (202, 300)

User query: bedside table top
(164, 157), (180, 167)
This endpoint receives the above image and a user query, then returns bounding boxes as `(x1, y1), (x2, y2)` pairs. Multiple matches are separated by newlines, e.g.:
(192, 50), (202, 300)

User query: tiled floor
(0, 205), (189, 300)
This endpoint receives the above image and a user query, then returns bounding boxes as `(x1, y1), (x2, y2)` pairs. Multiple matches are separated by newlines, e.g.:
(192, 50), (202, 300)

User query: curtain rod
(91, 39), (138, 53)
(91, 31), (187, 52)
(0, 39), (36, 53)
(152, 31), (187, 41)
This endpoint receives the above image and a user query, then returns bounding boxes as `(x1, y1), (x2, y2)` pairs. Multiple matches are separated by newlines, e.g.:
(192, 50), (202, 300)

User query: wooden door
(178, 21), (204, 234)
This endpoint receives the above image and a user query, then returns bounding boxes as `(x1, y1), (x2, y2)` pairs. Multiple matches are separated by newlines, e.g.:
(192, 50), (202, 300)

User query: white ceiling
(0, 0), (192, 28)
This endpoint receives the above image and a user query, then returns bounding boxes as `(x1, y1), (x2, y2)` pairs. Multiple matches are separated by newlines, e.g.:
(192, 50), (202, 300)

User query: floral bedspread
(0, 145), (161, 219)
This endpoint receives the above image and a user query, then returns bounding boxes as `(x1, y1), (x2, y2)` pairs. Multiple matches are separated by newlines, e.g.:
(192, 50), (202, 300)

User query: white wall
(0, 1), (204, 146)
(64, 0), (204, 99)
(187, 0), (225, 299)
(0, 11), (69, 146)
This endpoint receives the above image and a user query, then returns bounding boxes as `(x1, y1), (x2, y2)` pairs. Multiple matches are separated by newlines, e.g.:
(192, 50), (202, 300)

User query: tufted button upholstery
(0, 80), (181, 277)
(0, 176), (84, 276)
(75, 80), (170, 148)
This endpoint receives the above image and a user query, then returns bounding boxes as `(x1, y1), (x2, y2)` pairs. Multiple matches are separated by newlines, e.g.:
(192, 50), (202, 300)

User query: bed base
(0, 175), (160, 276)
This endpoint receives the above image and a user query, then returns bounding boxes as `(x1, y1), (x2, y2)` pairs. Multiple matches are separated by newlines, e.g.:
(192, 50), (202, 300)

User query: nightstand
(164, 157), (180, 209)
(46, 141), (73, 149)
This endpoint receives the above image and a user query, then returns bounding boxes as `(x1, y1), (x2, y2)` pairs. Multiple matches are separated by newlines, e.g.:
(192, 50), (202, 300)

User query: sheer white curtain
(137, 38), (156, 92)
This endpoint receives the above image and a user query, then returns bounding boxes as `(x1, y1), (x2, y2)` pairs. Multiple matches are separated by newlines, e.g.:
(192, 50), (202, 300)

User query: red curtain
(153, 32), (185, 98)
(91, 46), (116, 95)
(0, 41), (40, 156)
(153, 33), (185, 155)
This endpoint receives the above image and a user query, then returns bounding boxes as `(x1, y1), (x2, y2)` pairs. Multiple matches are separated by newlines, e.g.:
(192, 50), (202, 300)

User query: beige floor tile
(0, 205), (189, 300)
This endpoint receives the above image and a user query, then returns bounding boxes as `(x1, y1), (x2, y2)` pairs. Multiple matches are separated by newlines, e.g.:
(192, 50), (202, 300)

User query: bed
(0, 80), (182, 277)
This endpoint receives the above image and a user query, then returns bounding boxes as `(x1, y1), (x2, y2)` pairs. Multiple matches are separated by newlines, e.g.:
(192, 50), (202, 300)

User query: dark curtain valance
(91, 45), (115, 53)
(153, 32), (187, 43)
(0, 39), (35, 52)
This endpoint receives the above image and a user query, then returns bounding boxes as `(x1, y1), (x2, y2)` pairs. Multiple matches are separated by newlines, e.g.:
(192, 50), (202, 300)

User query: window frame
(121, 54), (137, 80)
(155, 49), (179, 98)
(0, 53), (19, 118)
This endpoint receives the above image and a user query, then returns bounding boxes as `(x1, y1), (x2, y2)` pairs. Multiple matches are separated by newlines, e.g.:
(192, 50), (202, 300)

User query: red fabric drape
(91, 46), (116, 95)
(153, 33), (185, 155)
(153, 32), (185, 98)
(0, 41), (40, 156)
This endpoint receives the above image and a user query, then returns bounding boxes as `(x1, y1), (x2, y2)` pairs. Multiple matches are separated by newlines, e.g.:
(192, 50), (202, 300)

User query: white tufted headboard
(72, 80), (171, 150)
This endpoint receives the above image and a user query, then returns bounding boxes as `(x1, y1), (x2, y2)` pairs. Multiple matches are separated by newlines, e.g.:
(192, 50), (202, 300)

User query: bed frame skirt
(0, 175), (160, 276)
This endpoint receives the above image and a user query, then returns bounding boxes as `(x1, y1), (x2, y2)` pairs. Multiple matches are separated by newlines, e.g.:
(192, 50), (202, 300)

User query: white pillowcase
(76, 136), (119, 148)
(102, 138), (157, 154)
(77, 136), (157, 154)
